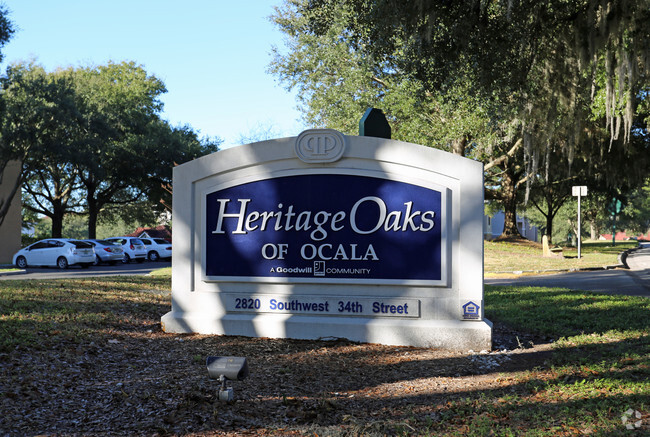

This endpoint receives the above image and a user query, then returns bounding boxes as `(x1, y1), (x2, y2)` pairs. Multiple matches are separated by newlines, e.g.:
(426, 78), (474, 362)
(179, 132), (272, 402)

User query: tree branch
(483, 138), (523, 171)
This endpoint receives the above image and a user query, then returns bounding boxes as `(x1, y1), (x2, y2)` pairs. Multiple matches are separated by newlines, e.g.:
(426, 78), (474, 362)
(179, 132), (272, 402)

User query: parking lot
(0, 260), (171, 280)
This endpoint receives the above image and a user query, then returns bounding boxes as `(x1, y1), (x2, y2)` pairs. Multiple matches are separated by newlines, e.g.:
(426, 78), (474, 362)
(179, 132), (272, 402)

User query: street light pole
(609, 198), (623, 247)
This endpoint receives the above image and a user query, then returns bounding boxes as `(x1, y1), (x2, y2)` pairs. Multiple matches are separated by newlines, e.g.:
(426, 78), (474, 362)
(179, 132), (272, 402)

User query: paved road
(5, 244), (649, 296)
(486, 242), (650, 297)
(0, 260), (171, 280)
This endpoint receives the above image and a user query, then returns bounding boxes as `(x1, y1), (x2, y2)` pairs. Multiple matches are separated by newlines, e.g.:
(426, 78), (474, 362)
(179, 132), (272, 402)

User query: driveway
(0, 260), (171, 280)
(485, 242), (650, 297)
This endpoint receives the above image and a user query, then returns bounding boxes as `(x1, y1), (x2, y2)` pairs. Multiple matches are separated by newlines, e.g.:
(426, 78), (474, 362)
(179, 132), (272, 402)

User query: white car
(105, 237), (147, 263)
(13, 238), (95, 269)
(139, 237), (172, 261)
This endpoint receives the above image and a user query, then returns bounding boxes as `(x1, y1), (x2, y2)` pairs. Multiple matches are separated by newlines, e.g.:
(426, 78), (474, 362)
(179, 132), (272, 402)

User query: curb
(618, 247), (640, 269)
(0, 269), (27, 277)
(488, 263), (625, 277)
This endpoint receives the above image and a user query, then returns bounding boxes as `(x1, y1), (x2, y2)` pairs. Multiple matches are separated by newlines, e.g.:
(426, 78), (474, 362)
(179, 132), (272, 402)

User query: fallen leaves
(0, 323), (551, 436)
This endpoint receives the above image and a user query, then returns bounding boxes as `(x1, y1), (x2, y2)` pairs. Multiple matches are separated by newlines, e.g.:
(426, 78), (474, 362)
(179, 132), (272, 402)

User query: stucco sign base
(161, 130), (492, 351)
(162, 311), (492, 350)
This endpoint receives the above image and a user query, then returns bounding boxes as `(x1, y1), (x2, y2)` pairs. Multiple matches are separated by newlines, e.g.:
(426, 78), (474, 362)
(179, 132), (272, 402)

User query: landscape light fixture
(206, 356), (249, 402)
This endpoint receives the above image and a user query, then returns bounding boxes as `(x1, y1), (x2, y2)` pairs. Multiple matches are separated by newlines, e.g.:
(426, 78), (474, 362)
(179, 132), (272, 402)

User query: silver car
(13, 238), (95, 269)
(87, 239), (125, 265)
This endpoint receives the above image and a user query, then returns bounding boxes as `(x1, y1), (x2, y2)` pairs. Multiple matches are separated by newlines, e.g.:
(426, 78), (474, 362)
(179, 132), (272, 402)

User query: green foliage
(69, 62), (219, 238)
(94, 218), (139, 240)
(270, 1), (498, 153)
(61, 214), (88, 239)
(0, 63), (84, 236)
(304, 0), (650, 145)
(272, 0), (650, 240)
(0, 5), (14, 58)
(30, 217), (51, 241)
(580, 191), (619, 239)
(0, 61), (221, 238)
(96, 202), (160, 238)
(525, 199), (578, 244)
(618, 178), (650, 234)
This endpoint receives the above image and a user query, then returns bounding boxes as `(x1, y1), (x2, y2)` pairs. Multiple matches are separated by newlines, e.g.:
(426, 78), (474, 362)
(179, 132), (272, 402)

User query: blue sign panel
(205, 174), (442, 281)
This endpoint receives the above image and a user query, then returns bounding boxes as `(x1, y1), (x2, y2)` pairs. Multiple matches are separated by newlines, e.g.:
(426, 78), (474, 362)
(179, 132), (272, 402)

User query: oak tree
(271, 0), (650, 238)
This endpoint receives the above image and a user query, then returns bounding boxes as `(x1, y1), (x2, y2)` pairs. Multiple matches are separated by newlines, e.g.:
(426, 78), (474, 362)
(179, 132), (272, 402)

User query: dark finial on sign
(359, 108), (391, 139)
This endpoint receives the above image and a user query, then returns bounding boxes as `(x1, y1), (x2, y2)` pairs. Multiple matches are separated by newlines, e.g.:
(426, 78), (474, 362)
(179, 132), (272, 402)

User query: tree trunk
(87, 207), (98, 240)
(51, 213), (64, 238)
(86, 184), (98, 239)
(499, 170), (523, 239)
(451, 137), (467, 157)
(46, 195), (65, 238)
(545, 213), (554, 245)
(571, 224), (579, 246)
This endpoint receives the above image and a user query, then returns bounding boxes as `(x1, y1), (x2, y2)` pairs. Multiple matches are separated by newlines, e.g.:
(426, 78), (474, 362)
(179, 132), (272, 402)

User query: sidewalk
(624, 242), (650, 270)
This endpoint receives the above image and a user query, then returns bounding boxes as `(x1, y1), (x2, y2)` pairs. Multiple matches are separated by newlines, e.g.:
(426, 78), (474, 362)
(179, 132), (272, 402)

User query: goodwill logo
(205, 174), (443, 281)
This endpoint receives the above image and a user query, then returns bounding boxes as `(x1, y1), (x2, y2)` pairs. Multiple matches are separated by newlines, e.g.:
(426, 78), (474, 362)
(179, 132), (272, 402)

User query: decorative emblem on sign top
(295, 129), (346, 163)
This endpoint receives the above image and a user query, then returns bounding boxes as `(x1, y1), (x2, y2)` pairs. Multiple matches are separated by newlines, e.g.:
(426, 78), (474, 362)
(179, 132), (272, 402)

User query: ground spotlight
(206, 356), (249, 401)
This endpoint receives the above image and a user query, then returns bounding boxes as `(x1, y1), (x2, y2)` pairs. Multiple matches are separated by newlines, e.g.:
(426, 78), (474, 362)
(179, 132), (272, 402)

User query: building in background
(0, 161), (22, 263)
(484, 211), (539, 242)
(127, 225), (172, 241)
(599, 231), (650, 241)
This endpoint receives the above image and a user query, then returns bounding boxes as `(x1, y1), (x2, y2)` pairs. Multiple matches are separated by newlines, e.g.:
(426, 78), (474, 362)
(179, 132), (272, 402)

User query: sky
(0, 0), (306, 148)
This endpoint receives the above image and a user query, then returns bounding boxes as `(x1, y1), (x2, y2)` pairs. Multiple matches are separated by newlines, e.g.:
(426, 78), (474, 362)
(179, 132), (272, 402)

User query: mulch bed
(0, 321), (552, 436)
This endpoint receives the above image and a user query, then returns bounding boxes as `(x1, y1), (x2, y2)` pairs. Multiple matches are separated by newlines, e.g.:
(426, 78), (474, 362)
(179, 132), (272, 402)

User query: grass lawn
(148, 266), (171, 277)
(1, 274), (648, 435)
(485, 239), (638, 274)
(479, 285), (649, 435)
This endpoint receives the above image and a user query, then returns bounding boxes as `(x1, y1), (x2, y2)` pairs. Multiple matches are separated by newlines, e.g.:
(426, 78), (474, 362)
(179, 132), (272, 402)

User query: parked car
(139, 237), (172, 261)
(104, 237), (147, 263)
(13, 238), (95, 269)
(87, 239), (125, 265)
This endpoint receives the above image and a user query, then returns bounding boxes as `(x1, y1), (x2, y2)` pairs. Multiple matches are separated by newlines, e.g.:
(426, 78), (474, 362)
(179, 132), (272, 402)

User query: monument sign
(161, 129), (492, 350)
